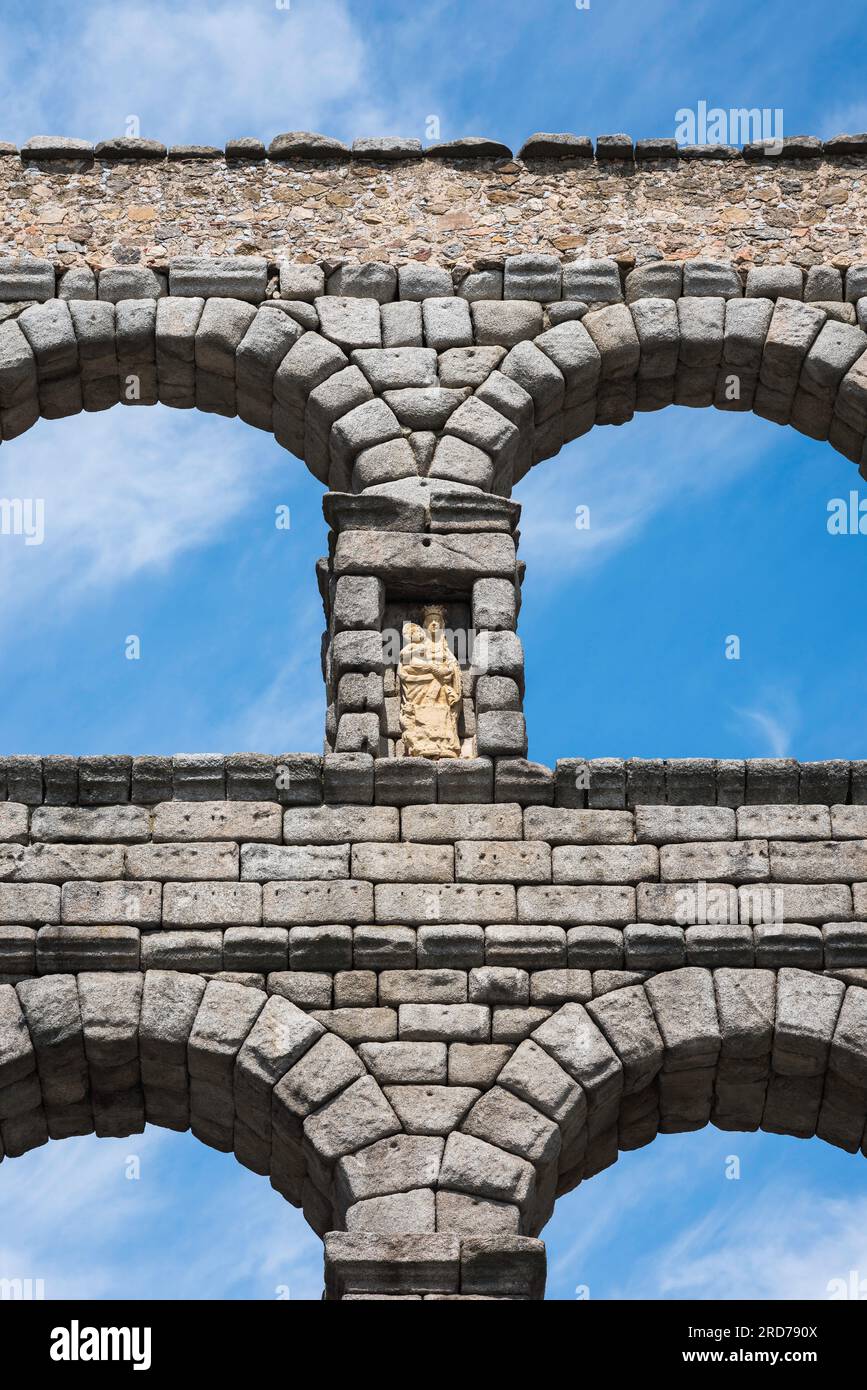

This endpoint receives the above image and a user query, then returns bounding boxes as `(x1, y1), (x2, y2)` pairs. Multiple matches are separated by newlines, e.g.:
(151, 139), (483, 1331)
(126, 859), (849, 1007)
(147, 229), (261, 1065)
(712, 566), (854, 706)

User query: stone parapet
(3, 132), (867, 270)
(1, 755), (864, 807)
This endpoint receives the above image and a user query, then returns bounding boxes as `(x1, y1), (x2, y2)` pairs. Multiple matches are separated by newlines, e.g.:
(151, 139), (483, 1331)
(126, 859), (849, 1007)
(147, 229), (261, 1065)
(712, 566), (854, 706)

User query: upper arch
(2, 278), (866, 497)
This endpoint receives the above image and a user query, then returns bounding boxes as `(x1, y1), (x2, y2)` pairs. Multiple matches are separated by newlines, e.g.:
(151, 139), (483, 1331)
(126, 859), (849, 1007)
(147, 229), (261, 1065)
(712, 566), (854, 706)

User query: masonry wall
(3, 758), (867, 1297)
(4, 773), (867, 989)
(5, 131), (867, 1299)
(2, 138), (867, 276)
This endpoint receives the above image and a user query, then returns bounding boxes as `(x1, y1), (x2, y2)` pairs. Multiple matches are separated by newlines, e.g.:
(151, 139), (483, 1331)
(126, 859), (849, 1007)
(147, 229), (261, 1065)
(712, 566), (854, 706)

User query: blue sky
(2, 0), (867, 1301)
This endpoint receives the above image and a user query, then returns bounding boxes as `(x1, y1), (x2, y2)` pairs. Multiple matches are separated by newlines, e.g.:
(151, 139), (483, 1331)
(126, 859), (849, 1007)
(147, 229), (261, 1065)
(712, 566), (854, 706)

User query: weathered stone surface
(469, 967), (529, 1005)
(402, 803), (522, 841)
(241, 843), (349, 881)
(429, 436), (493, 489)
(0, 882), (59, 925)
(456, 841), (550, 884)
(773, 968), (845, 1076)
(273, 1032), (364, 1141)
(310, 1006), (397, 1044)
(660, 840), (769, 883)
(498, 1038), (584, 1129)
(645, 969), (720, 1070)
(737, 805), (831, 839)
(462, 1084), (560, 1165)
(587, 984), (664, 1093)
(162, 881), (260, 927)
(532, 1002), (622, 1105)
(421, 297), (473, 350)
(126, 842), (238, 881)
(553, 844), (657, 884)
(37, 925), (140, 973)
(346, 1188), (436, 1234)
(334, 530), (516, 592)
(635, 806), (735, 843)
(169, 256), (266, 302)
(484, 933), (562, 982)
(385, 1084), (478, 1135)
(358, 1042), (447, 1085)
(28, 804), (147, 843)
(315, 297), (382, 353)
(471, 300), (544, 348)
(440, 1130), (535, 1209)
(0, 842), (124, 882)
(0, 984), (36, 1087)
(324, 1232), (459, 1297)
(561, 258), (621, 303)
(283, 805), (398, 844)
(769, 839), (867, 882)
(754, 923), (823, 969)
(399, 1003), (490, 1042)
(436, 1190), (520, 1235)
(303, 1074), (400, 1165)
(517, 885), (634, 926)
(460, 1235), (546, 1299)
(524, 808), (633, 844)
(377, 882), (515, 927)
(188, 980), (265, 1083)
(352, 842), (454, 883)
(153, 802), (282, 843)
(265, 879), (373, 926)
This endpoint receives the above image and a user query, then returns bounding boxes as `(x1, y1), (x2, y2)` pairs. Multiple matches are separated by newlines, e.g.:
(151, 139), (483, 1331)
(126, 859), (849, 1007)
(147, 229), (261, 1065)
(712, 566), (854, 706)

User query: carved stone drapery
(397, 605), (463, 758)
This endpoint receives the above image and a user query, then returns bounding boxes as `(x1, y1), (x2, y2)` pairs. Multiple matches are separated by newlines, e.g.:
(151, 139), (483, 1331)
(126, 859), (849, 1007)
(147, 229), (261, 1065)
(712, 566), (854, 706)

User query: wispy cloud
(546, 1130), (867, 1301)
(814, 101), (867, 140)
(620, 1185), (867, 1301)
(0, 406), (286, 632)
(0, 1130), (323, 1300)
(732, 687), (799, 756)
(0, 0), (418, 146)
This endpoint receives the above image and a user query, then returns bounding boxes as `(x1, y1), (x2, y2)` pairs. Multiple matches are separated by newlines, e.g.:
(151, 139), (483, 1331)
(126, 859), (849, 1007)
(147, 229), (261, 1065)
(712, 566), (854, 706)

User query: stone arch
(0, 970), (407, 1240)
(6, 281), (864, 766)
(2, 282), (866, 501)
(449, 967), (867, 1244)
(5, 249), (867, 1302)
(0, 297), (329, 479)
(6, 968), (866, 1254)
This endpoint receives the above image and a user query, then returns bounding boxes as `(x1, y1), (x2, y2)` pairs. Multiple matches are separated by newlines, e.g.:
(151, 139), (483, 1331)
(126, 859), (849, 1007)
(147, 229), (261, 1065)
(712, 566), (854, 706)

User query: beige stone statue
(398, 604), (462, 758)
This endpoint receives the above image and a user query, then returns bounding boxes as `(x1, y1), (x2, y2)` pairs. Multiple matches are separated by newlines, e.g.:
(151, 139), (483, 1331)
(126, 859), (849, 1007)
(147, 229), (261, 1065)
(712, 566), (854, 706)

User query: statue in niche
(398, 604), (462, 758)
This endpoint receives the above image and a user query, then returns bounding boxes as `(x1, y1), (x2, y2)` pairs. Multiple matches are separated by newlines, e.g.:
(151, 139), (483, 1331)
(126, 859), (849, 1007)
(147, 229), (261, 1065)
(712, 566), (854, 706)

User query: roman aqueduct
(2, 129), (867, 1299)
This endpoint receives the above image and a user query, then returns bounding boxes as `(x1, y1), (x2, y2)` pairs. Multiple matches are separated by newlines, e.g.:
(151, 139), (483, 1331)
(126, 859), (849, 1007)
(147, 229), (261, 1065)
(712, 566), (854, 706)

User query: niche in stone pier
(382, 597), (477, 759)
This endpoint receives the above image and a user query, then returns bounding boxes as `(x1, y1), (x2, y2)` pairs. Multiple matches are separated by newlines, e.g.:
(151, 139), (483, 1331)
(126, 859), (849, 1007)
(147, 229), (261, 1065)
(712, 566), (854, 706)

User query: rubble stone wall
(2, 135), (867, 272)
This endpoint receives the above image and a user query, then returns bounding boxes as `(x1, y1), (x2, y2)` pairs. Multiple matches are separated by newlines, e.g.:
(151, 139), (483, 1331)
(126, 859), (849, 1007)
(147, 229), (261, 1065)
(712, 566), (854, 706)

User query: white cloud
(0, 1), (408, 146)
(735, 707), (792, 756)
(732, 687), (799, 756)
(549, 1141), (688, 1290)
(548, 1133), (867, 1302)
(621, 1185), (867, 1301)
(0, 1129), (324, 1300)
(0, 406), (286, 632)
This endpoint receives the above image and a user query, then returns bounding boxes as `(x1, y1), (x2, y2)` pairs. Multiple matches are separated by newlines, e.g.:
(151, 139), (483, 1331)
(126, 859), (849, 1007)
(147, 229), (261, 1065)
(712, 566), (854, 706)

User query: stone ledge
(0, 755), (864, 808)
(9, 130), (867, 167)
(3, 257), (867, 306)
(323, 1231), (545, 1298)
